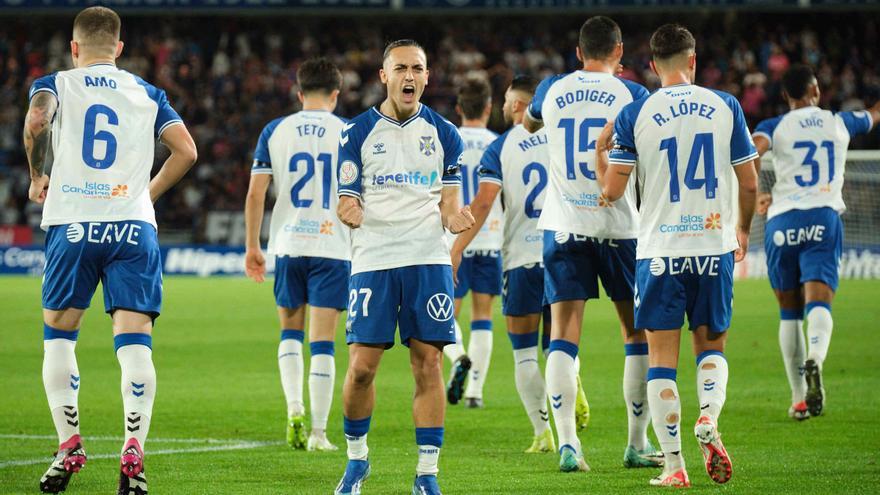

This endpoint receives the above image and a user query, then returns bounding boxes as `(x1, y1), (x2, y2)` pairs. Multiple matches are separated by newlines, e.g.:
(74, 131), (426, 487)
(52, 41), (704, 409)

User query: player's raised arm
(440, 185), (475, 234)
(23, 90), (58, 203)
(149, 122), (197, 203)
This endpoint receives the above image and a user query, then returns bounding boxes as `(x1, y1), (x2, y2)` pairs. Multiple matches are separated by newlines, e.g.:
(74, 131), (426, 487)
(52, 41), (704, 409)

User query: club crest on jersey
(339, 161), (359, 186)
(419, 136), (436, 156)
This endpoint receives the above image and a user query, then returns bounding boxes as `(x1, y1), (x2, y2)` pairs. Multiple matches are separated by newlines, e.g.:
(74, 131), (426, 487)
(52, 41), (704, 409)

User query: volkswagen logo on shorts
(554, 231), (571, 244)
(649, 257), (666, 276)
(426, 293), (454, 322)
(773, 230), (785, 247)
(66, 223), (85, 243)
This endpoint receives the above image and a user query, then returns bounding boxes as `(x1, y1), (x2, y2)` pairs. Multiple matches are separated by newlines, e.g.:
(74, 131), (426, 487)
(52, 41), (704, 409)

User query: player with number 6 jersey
(751, 64), (880, 422)
(244, 58), (351, 453)
(598, 24), (758, 488)
(25, 7), (198, 494)
(523, 16), (660, 474)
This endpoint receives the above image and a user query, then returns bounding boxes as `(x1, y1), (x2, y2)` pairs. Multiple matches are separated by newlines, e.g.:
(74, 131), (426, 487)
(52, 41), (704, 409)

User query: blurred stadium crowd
(1, 13), (878, 237)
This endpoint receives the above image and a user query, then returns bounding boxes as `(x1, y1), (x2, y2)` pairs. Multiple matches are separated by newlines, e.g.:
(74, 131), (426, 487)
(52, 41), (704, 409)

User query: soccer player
(244, 58), (350, 451)
(597, 23), (758, 487)
(752, 64), (880, 420)
(451, 75), (555, 453)
(522, 16), (660, 472)
(25, 7), (197, 494)
(333, 40), (475, 495)
(443, 77), (503, 409)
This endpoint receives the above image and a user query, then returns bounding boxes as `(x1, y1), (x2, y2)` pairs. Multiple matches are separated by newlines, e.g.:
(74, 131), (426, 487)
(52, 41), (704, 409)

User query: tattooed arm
(23, 91), (58, 203)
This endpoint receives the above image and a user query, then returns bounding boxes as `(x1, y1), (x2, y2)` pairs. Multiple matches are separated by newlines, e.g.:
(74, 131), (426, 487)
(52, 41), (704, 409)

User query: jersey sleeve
(619, 78), (650, 101)
(29, 73), (58, 102)
(752, 116), (782, 150)
(251, 118), (282, 175)
(131, 74), (183, 138)
(437, 120), (464, 186)
(608, 101), (640, 166)
(836, 110), (873, 138)
(337, 121), (366, 198)
(727, 97), (758, 166)
(526, 74), (559, 122)
(477, 133), (507, 186)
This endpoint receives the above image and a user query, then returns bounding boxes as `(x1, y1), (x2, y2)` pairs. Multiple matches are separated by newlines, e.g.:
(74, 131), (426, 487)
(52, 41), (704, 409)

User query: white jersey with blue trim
(337, 104), (464, 275)
(753, 106), (873, 220)
(478, 124), (549, 271)
(526, 70), (649, 238)
(453, 126), (503, 251)
(609, 84), (758, 259)
(251, 110), (350, 260)
(29, 63), (183, 230)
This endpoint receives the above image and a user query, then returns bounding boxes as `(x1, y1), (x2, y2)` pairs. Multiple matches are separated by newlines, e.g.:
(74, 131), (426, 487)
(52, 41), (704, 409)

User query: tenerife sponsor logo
(370, 170), (438, 189)
(60, 181), (129, 200)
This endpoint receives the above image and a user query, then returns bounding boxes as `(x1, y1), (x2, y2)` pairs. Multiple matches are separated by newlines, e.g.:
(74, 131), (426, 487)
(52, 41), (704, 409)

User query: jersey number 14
(659, 133), (717, 203)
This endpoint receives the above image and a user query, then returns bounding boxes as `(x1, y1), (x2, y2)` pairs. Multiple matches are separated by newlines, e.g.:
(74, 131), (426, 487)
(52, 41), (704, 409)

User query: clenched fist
(446, 205), (476, 234)
(29, 175), (49, 204)
(337, 195), (364, 229)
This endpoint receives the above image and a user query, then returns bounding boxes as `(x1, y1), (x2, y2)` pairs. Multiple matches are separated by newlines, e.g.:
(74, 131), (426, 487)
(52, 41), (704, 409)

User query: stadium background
(1, 1), (880, 494)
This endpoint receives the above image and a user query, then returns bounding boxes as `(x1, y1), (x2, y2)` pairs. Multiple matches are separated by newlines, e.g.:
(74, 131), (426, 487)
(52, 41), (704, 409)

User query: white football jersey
(252, 111), (350, 260)
(337, 104), (464, 275)
(753, 107), (873, 220)
(454, 126), (503, 251)
(478, 124), (548, 271)
(527, 71), (649, 238)
(609, 84), (758, 259)
(29, 63), (183, 230)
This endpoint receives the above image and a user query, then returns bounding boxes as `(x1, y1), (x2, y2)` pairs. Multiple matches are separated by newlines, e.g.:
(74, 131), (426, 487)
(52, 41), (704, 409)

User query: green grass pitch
(1, 276), (878, 494)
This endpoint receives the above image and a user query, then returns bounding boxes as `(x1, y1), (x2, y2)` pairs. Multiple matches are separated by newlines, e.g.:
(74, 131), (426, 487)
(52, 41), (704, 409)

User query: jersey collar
(371, 104), (423, 127)
(87, 62), (116, 68)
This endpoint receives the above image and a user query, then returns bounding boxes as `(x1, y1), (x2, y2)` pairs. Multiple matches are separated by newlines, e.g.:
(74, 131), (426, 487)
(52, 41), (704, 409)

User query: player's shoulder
(419, 104), (457, 131)
(341, 107), (383, 141)
(613, 76), (650, 100)
(28, 71), (60, 101)
(702, 86), (743, 113)
(258, 115), (289, 141)
(753, 113), (786, 140)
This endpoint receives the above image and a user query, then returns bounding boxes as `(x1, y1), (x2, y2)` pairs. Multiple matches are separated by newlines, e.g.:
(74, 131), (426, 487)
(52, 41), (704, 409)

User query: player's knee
(411, 354), (442, 384)
(349, 363), (377, 388)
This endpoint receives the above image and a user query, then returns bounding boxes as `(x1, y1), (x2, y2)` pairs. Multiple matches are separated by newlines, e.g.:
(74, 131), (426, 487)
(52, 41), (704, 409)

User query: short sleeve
(608, 102), (640, 166)
(477, 132), (508, 186)
(619, 78), (650, 101)
(836, 110), (873, 138)
(752, 116), (782, 150)
(437, 120), (464, 186)
(526, 74), (560, 122)
(29, 73), (58, 102)
(727, 97), (758, 166)
(337, 120), (366, 198)
(251, 118), (282, 175)
(130, 74), (183, 138)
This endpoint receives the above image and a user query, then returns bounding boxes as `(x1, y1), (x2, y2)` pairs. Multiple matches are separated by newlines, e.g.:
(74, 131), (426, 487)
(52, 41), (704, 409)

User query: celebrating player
(443, 77), (503, 409)
(451, 75), (555, 453)
(25, 7), (197, 494)
(333, 40), (475, 495)
(244, 58), (350, 451)
(597, 23), (758, 487)
(752, 64), (880, 420)
(522, 16), (660, 472)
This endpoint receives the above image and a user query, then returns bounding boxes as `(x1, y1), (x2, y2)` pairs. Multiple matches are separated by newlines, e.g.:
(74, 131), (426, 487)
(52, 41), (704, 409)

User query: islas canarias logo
(112, 184), (129, 198)
(320, 221), (334, 235)
(704, 212), (721, 230)
(61, 182), (129, 199)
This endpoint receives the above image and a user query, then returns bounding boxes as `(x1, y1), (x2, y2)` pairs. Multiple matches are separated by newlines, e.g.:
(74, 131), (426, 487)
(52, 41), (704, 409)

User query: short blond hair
(73, 6), (120, 49)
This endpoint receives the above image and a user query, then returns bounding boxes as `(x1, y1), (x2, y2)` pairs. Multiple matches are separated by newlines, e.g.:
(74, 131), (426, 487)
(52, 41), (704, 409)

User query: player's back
(529, 70), (648, 238)
(30, 64), (181, 230)
(479, 124), (548, 271)
(252, 110), (350, 260)
(457, 126), (502, 250)
(613, 84), (757, 259)
(754, 107), (873, 220)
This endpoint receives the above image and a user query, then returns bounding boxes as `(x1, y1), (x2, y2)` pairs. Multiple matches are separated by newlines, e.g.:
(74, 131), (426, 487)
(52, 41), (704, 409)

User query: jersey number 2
(522, 162), (547, 219)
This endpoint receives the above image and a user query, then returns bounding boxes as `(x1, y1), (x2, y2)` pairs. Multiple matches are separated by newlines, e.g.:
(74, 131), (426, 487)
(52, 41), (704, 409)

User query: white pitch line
(0, 433), (255, 444)
(0, 438), (283, 469)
